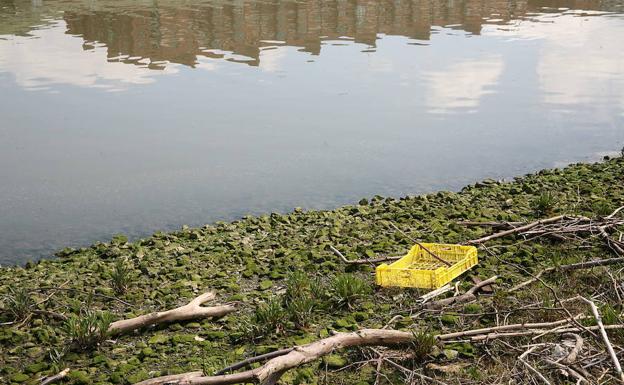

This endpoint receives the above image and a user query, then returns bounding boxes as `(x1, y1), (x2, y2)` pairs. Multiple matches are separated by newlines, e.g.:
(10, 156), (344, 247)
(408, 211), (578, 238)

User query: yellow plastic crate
(375, 243), (478, 289)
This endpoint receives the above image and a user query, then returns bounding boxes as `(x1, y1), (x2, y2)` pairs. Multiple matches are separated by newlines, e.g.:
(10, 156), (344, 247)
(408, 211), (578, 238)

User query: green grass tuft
(63, 309), (114, 351)
(330, 274), (371, 309)
(3, 287), (34, 321)
(110, 259), (132, 295)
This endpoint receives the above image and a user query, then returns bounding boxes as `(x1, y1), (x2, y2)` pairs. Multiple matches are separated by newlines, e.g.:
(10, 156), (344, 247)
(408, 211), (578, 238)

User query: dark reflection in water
(0, 0), (623, 264)
(1, 0), (621, 68)
(62, 0), (526, 67)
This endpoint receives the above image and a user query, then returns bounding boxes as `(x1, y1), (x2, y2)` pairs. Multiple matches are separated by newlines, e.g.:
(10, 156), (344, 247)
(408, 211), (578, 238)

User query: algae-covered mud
(2, 157), (624, 384)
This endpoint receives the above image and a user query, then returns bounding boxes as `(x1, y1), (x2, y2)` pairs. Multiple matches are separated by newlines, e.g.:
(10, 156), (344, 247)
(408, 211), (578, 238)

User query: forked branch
(108, 292), (236, 335)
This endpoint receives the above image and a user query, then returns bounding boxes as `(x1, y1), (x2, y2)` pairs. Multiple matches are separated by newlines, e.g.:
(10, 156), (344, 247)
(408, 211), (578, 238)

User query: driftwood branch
(40, 368), (70, 385)
(135, 329), (416, 385)
(108, 292), (236, 335)
(425, 276), (497, 310)
(437, 316), (582, 341)
(135, 315), (624, 385)
(329, 245), (401, 264)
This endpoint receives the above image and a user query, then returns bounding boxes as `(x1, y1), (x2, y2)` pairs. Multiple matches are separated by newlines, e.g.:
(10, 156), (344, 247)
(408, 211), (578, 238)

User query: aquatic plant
(531, 191), (557, 216)
(252, 298), (285, 336)
(330, 274), (371, 309)
(286, 295), (316, 329)
(592, 200), (614, 217)
(110, 259), (132, 295)
(63, 309), (114, 351)
(283, 271), (311, 305)
(410, 329), (437, 361)
(3, 286), (34, 321)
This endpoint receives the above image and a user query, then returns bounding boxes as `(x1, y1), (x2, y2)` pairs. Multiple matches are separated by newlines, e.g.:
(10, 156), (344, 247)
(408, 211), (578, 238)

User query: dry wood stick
(425, 276), (497, 310)
(458, 220), (523, 228)
(419, 284), (452, 303)
(465, 215), (567, 245)
(40, 368), (70, 385)
(562, 333), (584, 365)
(469, 324), (624, 342)
(215, 348), (294, 375)
(607, 206), (624, 219)
(108, 292), (235, 335)
(329, 245), (401, 265)
(599, 226), (624, 255)
(510, 257), (624, 292)
(135, 329), (416, 385)
(577, 296), (624, 383)
(437, 316), (579, 340)
(135, 320), (624, 385)
(388, 222), (451, 266)
(518, 346), (552, 385)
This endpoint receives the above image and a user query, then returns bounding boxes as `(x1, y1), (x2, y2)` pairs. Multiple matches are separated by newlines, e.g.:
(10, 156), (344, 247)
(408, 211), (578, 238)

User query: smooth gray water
(1, 0), (624, 264)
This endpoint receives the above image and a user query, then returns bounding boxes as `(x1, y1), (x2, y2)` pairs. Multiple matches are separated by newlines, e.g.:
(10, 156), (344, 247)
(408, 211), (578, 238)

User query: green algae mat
(2, 156), (624, 385)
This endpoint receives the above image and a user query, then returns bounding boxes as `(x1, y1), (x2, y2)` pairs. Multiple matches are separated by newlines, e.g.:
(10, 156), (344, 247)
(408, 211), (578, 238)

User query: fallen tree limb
(425, 276), (497, 310)
(466, 215), (567, 245)
(469, 324), (624, 342)
(135, 319), (624, 385)
(40, 368), (70, 385)
(135, 329), (416, 385)
(458, 220), (523, 228)
(437, 316), (581, 341)
(510, 257), (624, 292)
(108, 292), (235, 335)
(329, 245), (401, 264)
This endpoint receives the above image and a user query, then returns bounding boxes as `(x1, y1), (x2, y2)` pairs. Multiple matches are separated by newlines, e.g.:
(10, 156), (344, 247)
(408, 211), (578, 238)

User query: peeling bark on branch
(134, 318), (624, 385)
(108, 292), (236, 335)
(135, 329), (415, 385)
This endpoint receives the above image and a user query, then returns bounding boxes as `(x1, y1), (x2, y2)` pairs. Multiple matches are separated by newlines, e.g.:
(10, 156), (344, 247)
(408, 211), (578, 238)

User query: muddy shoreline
(2, 156), (624, 384)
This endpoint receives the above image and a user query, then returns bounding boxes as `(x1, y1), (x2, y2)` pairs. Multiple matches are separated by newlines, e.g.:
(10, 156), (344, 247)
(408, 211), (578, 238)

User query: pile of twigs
(463, 206), (624, 255)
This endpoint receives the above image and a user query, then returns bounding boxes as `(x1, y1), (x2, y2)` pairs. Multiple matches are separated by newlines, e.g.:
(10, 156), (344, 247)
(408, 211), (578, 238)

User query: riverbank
(2, 156), (624, 384)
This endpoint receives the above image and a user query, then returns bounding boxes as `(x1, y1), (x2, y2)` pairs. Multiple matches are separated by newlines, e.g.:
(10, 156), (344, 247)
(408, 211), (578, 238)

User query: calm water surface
(1, 0), (624, 264)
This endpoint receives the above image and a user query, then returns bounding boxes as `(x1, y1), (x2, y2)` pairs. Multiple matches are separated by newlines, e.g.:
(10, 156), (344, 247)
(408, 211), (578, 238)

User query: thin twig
(577, 296), (624, 383)
(388, 222), (451, 266)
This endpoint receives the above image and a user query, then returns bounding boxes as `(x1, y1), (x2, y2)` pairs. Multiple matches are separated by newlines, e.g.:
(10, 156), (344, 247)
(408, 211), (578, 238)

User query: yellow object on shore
(375, 243), (478, 289)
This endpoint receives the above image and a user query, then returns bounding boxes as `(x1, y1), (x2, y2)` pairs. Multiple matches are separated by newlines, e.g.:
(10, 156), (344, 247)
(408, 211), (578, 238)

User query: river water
(1, 0), (623, 264)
